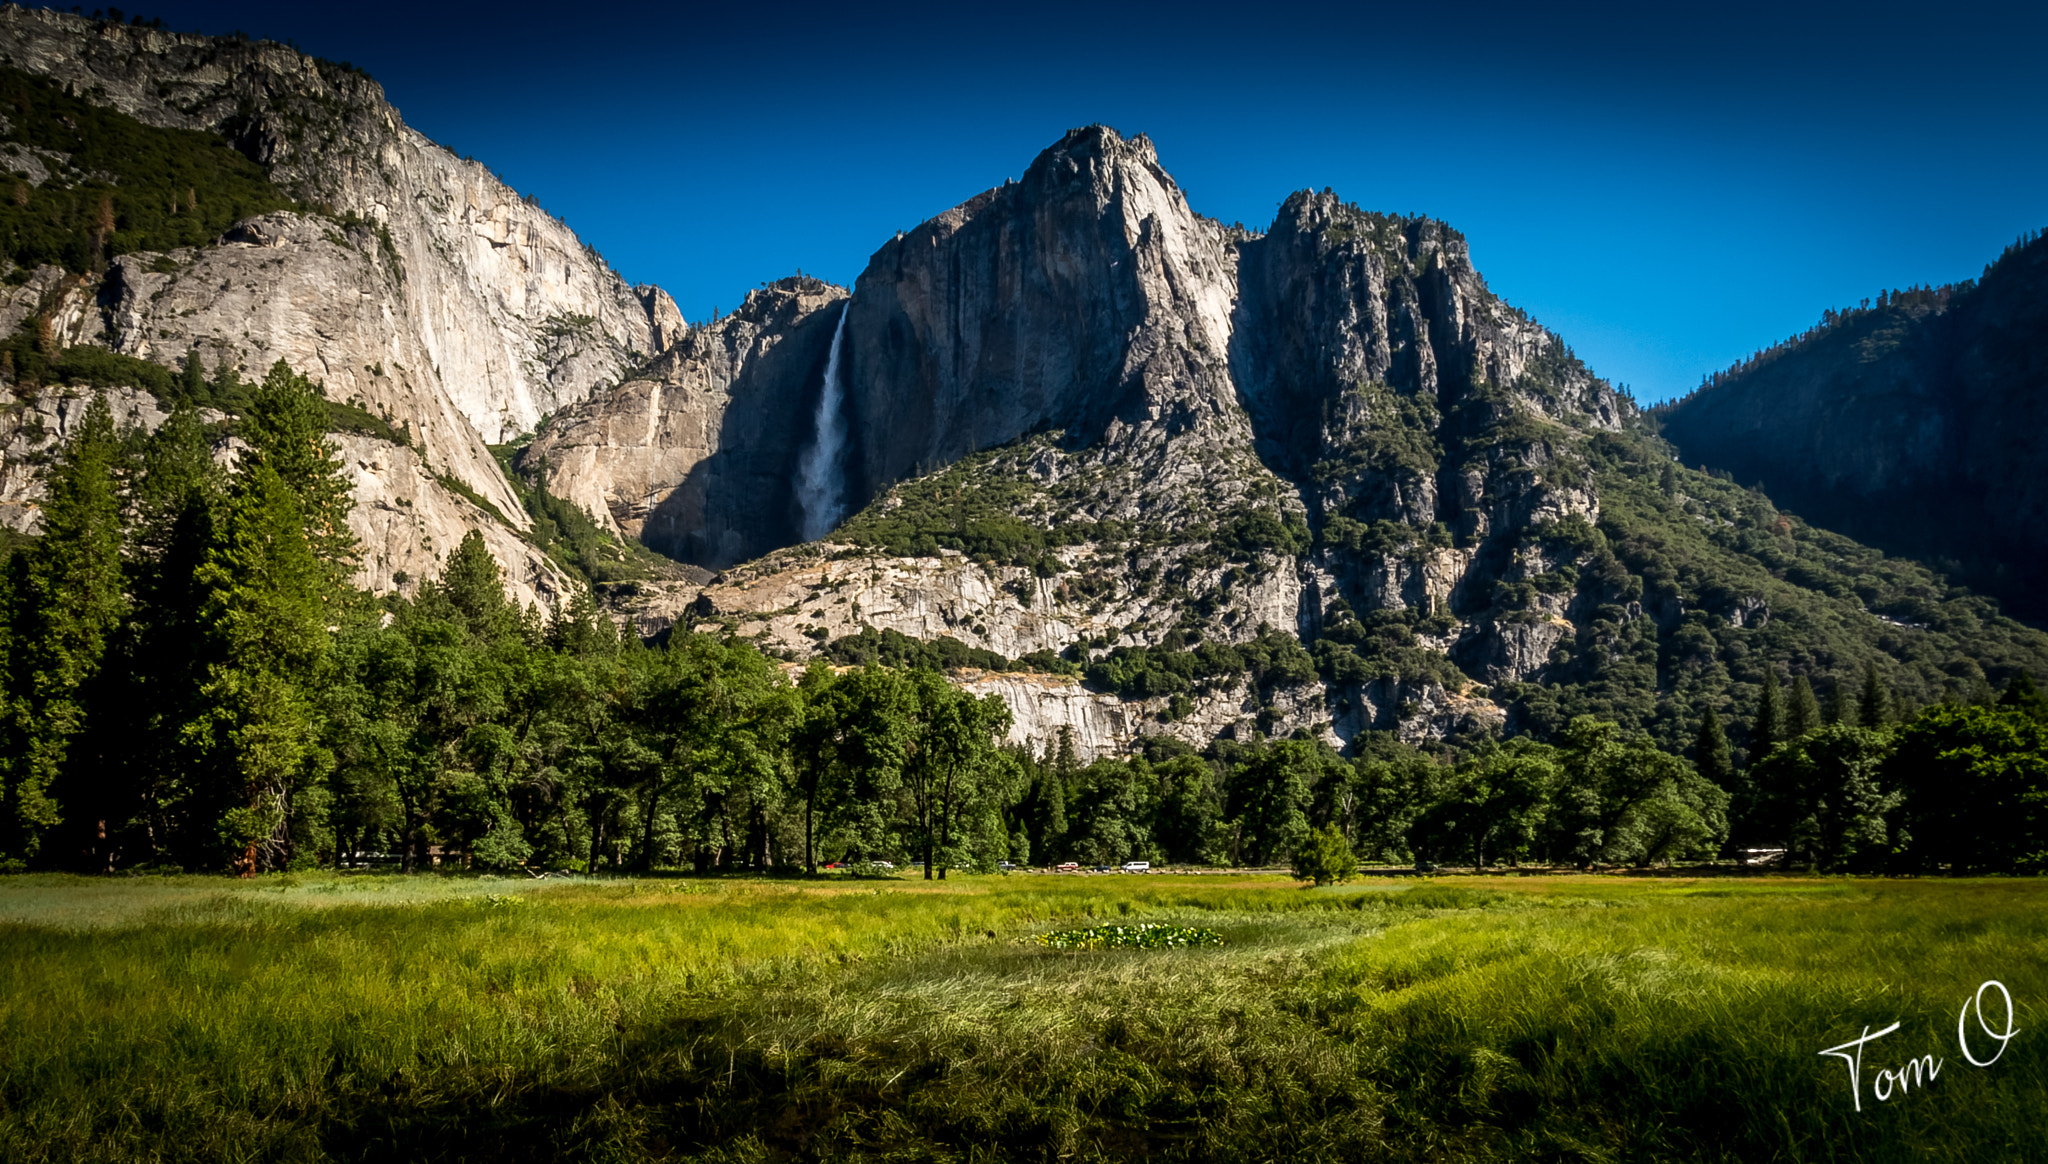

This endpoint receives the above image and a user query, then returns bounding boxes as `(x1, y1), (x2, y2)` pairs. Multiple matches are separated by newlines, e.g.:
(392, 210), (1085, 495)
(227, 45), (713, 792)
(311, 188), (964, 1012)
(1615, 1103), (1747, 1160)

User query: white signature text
(1818, 979), (2019, 1112)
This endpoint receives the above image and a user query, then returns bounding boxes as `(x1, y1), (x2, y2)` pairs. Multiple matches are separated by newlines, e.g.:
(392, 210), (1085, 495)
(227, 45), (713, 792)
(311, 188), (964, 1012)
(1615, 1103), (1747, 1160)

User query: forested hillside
(1657, 231), (2048, 621)
(1, 373), (2045, 878)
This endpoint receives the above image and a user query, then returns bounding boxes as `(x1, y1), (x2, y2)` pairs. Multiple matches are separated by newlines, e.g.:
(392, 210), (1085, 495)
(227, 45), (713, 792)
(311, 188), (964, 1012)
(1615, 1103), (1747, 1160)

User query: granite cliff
(553, 126), (2047, 759)
(0, 9), (2040, 761)
(0, 6), (679, 606)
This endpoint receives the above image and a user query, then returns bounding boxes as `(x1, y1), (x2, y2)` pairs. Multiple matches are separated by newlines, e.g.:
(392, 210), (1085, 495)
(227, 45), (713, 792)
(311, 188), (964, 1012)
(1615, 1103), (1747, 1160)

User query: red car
(1055, 862), (1080, 872)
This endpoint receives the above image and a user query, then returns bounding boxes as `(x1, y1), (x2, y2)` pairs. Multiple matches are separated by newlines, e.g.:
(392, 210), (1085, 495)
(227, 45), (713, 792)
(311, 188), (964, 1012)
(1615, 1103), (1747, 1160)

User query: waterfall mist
(796, 303), (851, 542)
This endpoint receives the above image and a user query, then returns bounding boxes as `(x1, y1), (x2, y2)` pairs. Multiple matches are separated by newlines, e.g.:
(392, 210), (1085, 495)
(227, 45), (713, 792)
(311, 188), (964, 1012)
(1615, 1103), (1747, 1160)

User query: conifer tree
(1824, 676), (1858, 728)
(178, 348), (206, 406)
(188, 462), (330, 875)
(1750, 669), (1783, 766)
(1787, 676), (1821, 739)
(0, 394), (126, 867)
(241, 360), (358, 588)
(116, 402), (225, 863)
(1858, 661), (1891, 728)
(432, 530), (514, 646)
(1695, 707), (1733, 789)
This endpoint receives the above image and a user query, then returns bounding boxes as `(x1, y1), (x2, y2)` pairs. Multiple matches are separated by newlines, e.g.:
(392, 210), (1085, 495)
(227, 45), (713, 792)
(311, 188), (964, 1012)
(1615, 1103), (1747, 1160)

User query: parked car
(1055, 862), (1080, 872)
(867, 860), (895, 870)
(1090, 865), (1115, 873)
(997, 861), (1017, 872)
(1121, 861), (1151, 873)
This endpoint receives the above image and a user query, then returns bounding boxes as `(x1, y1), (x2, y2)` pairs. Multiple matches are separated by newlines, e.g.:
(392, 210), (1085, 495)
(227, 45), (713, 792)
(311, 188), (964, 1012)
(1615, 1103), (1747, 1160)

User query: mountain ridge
(552, 125), (2048, 760)
(0, 10), (2034, 764)
(0, 4), (682, 607)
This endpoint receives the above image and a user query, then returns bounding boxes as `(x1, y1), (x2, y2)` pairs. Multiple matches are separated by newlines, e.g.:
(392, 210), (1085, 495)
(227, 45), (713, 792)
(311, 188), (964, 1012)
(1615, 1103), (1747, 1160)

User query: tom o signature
(1819, 980), (2020, 1112)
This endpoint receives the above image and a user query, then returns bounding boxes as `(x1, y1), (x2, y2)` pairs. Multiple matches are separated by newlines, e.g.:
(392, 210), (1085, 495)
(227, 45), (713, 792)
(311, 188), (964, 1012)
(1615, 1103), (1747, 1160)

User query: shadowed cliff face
(1232, 192), (1622, 534)
(1658, 235), (2048, 621)
(521, 278), (847, 571)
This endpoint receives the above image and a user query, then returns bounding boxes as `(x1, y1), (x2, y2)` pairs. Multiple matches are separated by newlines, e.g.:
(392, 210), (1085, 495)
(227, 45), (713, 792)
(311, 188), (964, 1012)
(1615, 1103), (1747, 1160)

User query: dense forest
(0, 366), (2044, 878)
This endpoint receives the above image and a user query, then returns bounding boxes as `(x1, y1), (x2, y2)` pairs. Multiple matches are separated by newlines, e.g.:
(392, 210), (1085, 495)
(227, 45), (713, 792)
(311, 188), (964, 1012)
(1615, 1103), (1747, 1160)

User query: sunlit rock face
(530, 125), (1654, 748)
(841, 126), (1246, 502)
(0, 7), (671, 596)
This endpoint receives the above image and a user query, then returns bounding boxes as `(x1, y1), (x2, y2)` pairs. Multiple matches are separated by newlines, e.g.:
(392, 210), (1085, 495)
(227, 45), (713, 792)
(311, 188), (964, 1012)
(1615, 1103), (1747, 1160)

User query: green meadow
(0, 872), (2042, 1162)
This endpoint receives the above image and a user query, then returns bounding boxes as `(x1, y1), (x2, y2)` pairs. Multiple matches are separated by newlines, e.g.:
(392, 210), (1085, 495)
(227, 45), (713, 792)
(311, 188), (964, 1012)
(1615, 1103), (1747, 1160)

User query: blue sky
(120, 0), (2048, 403)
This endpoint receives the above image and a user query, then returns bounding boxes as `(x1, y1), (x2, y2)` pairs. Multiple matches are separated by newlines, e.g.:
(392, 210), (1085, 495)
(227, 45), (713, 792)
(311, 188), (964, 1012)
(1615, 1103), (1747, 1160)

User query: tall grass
(0, 873), (2042, 1161)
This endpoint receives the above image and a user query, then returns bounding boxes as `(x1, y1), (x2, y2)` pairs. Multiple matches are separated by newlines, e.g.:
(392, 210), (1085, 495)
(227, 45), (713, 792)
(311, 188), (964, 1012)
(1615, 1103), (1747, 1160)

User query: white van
(1121, 861), (1151, 873)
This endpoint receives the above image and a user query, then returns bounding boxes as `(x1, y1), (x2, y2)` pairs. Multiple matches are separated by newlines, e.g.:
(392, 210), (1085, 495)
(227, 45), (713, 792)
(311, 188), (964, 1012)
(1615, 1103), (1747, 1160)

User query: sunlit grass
(1, 872), (2042, 1161)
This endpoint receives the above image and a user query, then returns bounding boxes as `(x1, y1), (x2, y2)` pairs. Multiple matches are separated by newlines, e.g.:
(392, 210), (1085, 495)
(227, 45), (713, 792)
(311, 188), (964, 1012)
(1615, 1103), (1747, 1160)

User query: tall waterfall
(796, 303), (851, 542)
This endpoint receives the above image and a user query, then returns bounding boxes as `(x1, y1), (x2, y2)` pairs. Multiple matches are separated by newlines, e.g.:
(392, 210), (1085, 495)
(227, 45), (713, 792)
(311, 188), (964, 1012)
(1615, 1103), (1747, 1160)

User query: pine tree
(116, 402), (224, 865)
(1750, 669), (1783, 766)
(210, 359), (247, 413)
(0, 394), (127, 868)
(187, 462), (330, 875)
(240, 360), (358, 587)
(1824, 676), (1857, 728)
(434, 531), (514, 645)
(1858, 662), (1891, 728)
(178, 349), (206, 407)
(1695, 707), (1733, 789)
(1787, 676), (1821, 739)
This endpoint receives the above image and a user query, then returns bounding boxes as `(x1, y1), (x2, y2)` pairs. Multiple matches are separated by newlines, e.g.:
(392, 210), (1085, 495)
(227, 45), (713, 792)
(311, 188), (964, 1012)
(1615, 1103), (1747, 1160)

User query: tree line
(0, 364), (2043, 877)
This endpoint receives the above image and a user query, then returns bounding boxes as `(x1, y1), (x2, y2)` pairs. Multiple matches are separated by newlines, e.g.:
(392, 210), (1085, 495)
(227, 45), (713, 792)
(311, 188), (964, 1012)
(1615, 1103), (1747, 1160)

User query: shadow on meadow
(313, 881), (2046, 1163)
(3, 875), (2045, 1162)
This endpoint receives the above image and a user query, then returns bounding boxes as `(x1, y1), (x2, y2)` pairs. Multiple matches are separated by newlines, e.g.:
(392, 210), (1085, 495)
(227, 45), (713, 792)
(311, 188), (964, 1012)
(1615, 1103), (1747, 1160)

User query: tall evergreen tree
(178, 348), (206, 406)
(0, 394), (126, 868)
(425, 530), (515, 646)
(1787, 676), (1822, 739)
(1858, 662), (1891, 728)
(240, 359), (358, 588)
(1822, 676), (1855, 727)
(1750, 668), (1783, 766)
(115, 401), (225, 864)
(1695, 707), (1733, 789)
(187, 462), (331, 875)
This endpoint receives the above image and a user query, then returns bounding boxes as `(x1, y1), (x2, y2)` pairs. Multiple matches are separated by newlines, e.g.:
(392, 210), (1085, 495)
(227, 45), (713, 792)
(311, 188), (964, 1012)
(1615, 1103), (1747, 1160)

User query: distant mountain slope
(1656, 232), (2048, 621)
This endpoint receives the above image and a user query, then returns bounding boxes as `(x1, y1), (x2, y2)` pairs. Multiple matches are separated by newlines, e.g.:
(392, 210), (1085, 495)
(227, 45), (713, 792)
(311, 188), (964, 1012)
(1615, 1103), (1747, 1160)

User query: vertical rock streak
(797, 303), (852, 541)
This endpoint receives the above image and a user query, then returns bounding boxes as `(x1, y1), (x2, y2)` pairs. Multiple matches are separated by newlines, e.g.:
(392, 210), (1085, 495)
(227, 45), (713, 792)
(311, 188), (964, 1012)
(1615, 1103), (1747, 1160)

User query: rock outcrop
(521, 278), (848, 569)
(0, 379), (572, 610)
(547, 127), (1648, 750)
(0, 7), (677, 596)
(842, 127), (1246, 510)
